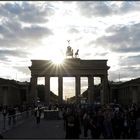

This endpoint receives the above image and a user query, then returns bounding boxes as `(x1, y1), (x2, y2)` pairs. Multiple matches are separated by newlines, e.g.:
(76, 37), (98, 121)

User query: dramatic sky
(0, 1), (140, 98)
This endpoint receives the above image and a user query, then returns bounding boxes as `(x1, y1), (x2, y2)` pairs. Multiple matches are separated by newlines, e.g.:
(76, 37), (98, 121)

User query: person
(0, 133), (3, 139)
(2, 106), (7, 116)
(112, 110), (123, 139)
(65, 109), (80, 139)
(12, 107), (16, 125)
(122, 112), (130, 139)
(8, 106), (13, 126)
(129, 110), (136, 138)
(102, 109), (113, 138)
(90, 115), (98, 138)
(2, 106), (7, 130)
(83, 111), (90, 138)
(74, 111), (81, 138)
(95, 109), (104, 138)
(136, 108), (140, 138)
(35, 107), (41, 125)
(63, 108), (67, 131)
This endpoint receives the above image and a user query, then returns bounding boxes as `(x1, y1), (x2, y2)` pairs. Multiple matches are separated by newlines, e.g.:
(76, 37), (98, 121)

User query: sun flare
(51, 56), (64, 65)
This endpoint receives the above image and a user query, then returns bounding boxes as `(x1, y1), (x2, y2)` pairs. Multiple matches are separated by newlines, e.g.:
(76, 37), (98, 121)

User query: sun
(51, 55), (64, 65)
(50, 47), (66, 65)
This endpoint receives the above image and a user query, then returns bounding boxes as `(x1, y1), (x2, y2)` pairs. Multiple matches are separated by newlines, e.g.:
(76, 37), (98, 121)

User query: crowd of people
(62, 103), (140, 139)
(0, 103), (34, 139)
(1, 103), (140, 139)
(0, 104), (33, 126)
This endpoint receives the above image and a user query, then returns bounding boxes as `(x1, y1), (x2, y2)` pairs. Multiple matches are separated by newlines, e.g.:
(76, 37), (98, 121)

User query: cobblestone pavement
(1, 117), (91, 139)
(0, 111), (32, 134)
(2, 117), (66, 139)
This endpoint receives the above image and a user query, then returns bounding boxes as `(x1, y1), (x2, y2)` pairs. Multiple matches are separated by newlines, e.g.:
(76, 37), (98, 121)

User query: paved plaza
(2, 117), (66, 139)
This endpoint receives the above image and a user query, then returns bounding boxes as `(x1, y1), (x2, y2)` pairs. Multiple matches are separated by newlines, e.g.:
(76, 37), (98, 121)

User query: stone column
(58, 76), (63, 104)
(75, 76), (81, 104)
(101, 75), (109, 105)
(88, 76), (94, 104)
(30, 75), (38, 103)
(3, 86), (8, 106)
(26, 86), (29, 104)
(132, 86), (138, 104)
(45, 76), (50, 105)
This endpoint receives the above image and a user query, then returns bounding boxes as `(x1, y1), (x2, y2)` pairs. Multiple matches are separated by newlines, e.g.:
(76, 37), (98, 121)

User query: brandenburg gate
(29, 45), (110, 105)
(29, 59), (110, 105)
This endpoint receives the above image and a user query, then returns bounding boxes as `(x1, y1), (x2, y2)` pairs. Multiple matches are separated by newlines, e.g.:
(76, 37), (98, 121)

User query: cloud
(0, 2), (55, 24)
(108, 55), (140, 81)
(0, 2), (55, 82)
(0, 19), (53, 48)
(109, 67), (140, 82)
(23, 25), (53, 39)
(68, 28), (79, 34)
(119, 55), (140, 66)
(76, 1), (112, 17)
(118, 1), (140, 14)
(96, 23), (140, 53)
(76, 1), (140, 18)
(13, 66), (30, 75)
(119, 66), (140, 81)
(95, 52), (108, 56)
(0, 49), (30, 62)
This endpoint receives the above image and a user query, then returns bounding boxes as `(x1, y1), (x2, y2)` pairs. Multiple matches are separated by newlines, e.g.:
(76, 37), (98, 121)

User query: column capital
(31, 74), (38, 78)
(101, 75), (107, 79)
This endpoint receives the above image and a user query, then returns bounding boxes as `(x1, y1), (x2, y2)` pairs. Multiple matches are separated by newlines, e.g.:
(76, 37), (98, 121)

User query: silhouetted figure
(8, 106), (14, 126)
(35, 107), (41, 124)
(12, 107), (16, 125)
(102, 110), (113, 139)
(48, 104), (52, 110)
(2, 106), (7, 130)
(112, 111), (123, 139)
(136, 108), (140, 138)
(64, 107), (81, 139)
(83, 111), (90, 138)
(89, 116), (99, 139)
(94, 110), (104, 138)
(65, 110), (75, 139)
(0, 134), (3, 139)
(122, 113), (130, 139)
(74, 111), (81, 138)
(129, 110), (136, 138)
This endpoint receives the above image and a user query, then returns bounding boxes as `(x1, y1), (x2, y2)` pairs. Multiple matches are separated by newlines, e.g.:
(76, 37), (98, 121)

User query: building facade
(109, 78), (140, 106)
(0, 78), (29, 106)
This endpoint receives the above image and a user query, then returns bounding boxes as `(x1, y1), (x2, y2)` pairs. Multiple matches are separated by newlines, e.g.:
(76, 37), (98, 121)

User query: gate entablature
(29, 59), (110, 76)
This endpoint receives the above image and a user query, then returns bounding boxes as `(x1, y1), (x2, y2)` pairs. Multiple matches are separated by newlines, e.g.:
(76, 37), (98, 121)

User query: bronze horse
(75, 49), (79, 58)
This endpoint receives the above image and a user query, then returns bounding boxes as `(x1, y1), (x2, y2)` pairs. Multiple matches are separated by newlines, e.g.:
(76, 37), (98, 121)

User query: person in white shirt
(35, 107), (41, 124)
